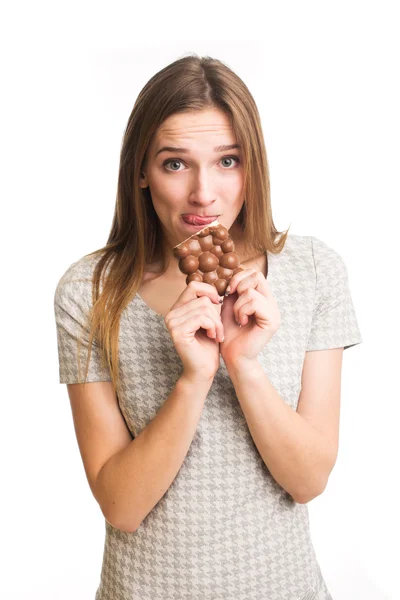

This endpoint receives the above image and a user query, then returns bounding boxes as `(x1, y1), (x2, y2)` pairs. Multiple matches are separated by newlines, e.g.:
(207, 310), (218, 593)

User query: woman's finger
(225, 268), (258, 296)
(171, 280), (222, 312)
(167, 303), (224, 341)
(233, 288), (259, 325)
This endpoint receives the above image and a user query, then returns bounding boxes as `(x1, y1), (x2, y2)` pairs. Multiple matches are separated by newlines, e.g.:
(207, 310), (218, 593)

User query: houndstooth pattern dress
(54, 234), (363, 600)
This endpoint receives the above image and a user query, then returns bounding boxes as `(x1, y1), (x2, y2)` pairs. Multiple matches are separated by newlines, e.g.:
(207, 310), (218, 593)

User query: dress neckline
(135, 251), (269, 320)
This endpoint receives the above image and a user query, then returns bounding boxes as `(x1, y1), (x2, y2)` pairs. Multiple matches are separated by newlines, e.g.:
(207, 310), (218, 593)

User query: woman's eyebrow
(155, 144), (241, 157)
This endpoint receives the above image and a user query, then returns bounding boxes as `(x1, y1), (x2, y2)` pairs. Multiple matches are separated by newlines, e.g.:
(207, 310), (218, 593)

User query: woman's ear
(139, 171), (149, 189)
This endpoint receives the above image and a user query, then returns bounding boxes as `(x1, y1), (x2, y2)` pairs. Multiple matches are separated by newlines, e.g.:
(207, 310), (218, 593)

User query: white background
(1, 1), (398, 598)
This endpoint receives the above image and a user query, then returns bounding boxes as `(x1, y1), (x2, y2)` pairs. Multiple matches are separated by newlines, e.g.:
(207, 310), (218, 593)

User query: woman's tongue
(182, 215), (215, 226)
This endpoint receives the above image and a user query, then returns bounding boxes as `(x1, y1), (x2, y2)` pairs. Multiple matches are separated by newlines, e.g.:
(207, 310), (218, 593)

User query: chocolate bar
(173, 219), (245, 296)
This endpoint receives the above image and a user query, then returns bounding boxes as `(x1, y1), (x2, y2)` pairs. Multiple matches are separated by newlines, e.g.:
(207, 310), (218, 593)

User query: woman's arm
(95, 374), (212, 532)
(225, 352), (341, 503)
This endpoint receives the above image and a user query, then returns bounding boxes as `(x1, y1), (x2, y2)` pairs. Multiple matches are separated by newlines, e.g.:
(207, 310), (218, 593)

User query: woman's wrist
(180, 370), (215, 388)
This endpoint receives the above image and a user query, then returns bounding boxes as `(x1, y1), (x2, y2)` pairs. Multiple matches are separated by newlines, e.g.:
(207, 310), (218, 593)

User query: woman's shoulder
(270, 234), (346, 285)
(56, 252), (105, 285)
(280, 234), (350, 294)
(54, 252), (106, 309)
(276, 233), (312, 259)
(282, 233), (342, 261)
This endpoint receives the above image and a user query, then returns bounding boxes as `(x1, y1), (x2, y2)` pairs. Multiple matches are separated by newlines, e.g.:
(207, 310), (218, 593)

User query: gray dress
(54, 234), (363, 600)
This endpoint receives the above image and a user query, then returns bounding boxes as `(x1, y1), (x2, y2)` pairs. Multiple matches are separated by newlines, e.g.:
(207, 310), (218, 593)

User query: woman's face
(140, 108), (245, 253)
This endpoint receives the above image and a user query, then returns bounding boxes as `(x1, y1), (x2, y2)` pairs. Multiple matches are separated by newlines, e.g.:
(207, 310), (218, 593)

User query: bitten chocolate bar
(173, 219), (245, 296)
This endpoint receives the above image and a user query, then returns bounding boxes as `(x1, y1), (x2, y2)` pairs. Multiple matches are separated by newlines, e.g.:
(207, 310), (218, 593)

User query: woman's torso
(94, 236), (331, 599)
(55, 235), (334, 599)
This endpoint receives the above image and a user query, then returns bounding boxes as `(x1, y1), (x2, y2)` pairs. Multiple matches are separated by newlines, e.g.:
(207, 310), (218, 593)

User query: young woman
(54, 54), (362, 600)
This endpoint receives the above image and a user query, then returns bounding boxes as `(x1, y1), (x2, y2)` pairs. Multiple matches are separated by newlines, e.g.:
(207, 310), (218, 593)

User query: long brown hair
(78, 53), (290, 396)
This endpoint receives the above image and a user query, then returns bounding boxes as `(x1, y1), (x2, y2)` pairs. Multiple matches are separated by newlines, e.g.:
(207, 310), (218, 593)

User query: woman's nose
(189, 169), (215, 203)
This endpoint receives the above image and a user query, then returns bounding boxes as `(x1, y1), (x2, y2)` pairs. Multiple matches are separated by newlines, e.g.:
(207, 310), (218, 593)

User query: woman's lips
(182, 214), (219, 225)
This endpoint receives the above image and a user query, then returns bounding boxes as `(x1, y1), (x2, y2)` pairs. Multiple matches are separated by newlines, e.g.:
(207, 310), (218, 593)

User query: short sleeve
(54, 268), (112, 384)
(306, 236), (363, 351)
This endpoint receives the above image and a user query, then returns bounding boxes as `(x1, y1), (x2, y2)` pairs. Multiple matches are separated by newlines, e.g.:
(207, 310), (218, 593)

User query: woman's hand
(219, 268), (281, 365)
(164, 281), (224, 382)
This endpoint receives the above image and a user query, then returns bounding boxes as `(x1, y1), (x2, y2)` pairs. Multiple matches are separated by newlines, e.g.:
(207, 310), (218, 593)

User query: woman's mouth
(181, 214), (219, 227)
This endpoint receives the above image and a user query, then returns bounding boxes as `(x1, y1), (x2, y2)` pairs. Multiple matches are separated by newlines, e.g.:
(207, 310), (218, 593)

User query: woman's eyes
(163, 156), (240, 172)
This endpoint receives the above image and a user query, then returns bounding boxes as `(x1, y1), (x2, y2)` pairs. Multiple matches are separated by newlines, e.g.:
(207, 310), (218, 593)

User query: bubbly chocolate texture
(173, 219), (245, 296)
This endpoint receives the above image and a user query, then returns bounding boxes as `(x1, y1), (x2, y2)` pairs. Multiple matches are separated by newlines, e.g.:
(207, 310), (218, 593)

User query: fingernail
(221, 336), (225, 343)
(218, 296), (224, 303)
(236, 320), (241, 327)
(225, 286), (231, 296)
